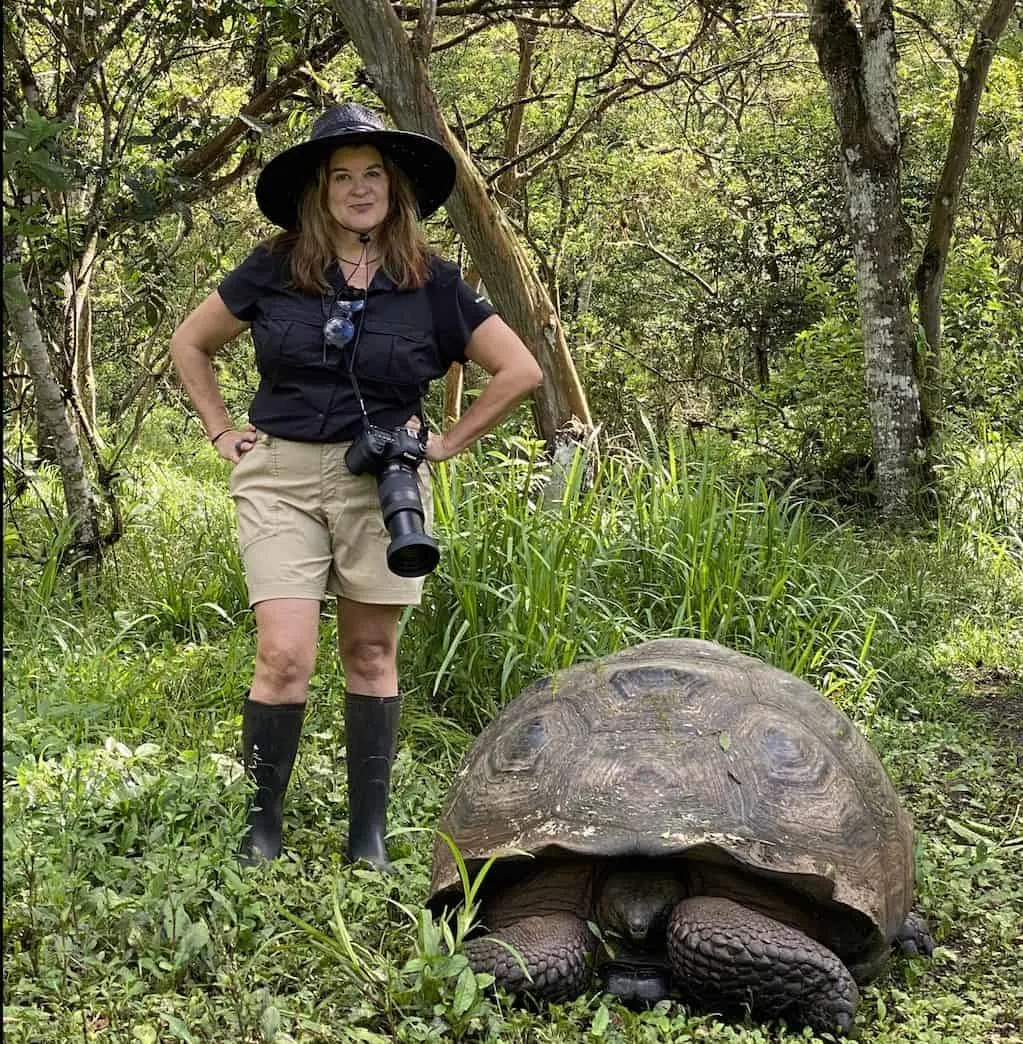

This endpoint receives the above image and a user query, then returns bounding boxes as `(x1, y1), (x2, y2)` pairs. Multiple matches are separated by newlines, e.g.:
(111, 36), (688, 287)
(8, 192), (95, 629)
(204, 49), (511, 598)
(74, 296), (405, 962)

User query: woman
(170, 102), (542, 869)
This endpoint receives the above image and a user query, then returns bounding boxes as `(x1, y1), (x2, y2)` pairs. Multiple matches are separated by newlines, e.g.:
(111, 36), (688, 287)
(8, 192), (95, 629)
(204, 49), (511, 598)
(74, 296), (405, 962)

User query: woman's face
(326, 144), (390, 239)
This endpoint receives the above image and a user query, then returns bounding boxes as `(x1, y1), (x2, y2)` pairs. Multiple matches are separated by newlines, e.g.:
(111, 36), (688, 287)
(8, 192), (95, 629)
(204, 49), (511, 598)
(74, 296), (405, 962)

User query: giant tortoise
(428, 639), (932, 1035)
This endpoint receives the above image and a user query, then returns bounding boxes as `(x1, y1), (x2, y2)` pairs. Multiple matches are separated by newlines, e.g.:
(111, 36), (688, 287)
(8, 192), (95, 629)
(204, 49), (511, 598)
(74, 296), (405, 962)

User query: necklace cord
(337, 240), (373, 427)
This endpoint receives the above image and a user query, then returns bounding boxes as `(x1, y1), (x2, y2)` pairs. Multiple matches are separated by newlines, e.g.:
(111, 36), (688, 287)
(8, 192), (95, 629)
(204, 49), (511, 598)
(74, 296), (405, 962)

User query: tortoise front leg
(666, 896), (859, 1036)
(464, 912), (596, 1002)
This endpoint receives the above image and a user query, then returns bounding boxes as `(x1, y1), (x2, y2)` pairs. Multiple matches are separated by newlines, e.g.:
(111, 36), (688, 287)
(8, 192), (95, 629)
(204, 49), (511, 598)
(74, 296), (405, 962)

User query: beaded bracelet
(210, 427), (233, 446)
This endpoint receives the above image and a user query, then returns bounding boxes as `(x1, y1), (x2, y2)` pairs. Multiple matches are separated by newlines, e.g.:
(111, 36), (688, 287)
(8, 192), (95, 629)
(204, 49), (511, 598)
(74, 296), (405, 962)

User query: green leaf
(719, 731), (731, 752)
(590, 1002), (610, 1036)
(176, 918), (210, 964)
(163, 902), (190, 940)
(24, 154), (72, 190)
(452, 963), (478, 1015)
(162, 1013), (196, 1042)
(22, 108), (67, 148)
(259, 1004), (281, 1041)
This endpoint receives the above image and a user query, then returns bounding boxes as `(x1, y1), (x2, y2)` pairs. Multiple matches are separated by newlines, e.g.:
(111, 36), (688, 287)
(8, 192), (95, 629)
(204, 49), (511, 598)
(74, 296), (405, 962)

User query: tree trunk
(76, 286), (96, 429)
(332, 0), (593, 446)
(754, 305), (770, 389)
(914, 0), (1016, 433)
(847, 164), (921, 506)
(443, 363), (464, 426)
(5, 254), (102, 553)
(62, 231), (100, 437)
(808, 0), (923, 513)
(442, 264), (480, 424)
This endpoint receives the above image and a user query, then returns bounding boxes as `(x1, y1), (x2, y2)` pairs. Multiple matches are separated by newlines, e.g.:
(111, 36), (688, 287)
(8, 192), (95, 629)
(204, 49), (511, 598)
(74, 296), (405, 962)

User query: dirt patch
(961, 666), (1023, 759)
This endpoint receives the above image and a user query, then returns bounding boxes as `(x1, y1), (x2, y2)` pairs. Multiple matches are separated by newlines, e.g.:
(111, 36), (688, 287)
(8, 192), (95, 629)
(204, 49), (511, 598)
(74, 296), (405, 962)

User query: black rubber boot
(239, 698), (306, 865)
(345, 692), (401, 871)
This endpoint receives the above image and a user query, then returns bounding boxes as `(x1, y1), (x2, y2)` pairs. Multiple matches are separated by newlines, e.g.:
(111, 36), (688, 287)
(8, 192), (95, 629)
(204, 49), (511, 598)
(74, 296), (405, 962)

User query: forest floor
(4, 442), (1022, 1043)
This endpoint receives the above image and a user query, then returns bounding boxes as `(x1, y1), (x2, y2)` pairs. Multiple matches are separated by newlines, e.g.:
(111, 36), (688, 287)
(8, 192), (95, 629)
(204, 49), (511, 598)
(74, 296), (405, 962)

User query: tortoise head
(596, 867), (687, 951)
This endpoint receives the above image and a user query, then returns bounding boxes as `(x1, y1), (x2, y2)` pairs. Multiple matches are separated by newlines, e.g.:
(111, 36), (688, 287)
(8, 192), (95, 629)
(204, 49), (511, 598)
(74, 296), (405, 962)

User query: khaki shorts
(228, 431), (432, 606)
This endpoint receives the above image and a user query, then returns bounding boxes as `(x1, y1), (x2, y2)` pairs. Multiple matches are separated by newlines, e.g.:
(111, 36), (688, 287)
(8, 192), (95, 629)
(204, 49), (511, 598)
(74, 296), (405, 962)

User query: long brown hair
(267, 149), (433, 293)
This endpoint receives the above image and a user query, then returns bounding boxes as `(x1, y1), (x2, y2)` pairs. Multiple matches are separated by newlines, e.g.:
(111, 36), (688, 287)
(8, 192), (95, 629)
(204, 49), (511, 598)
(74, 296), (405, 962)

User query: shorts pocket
(228, 435), (272, 492)
(229, 439), (283, 555)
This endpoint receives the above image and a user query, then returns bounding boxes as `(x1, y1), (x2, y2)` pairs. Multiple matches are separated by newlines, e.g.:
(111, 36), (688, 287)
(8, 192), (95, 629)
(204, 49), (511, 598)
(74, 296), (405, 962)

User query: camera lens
(376, 464), (439, 577)
(387, 530), (439, 577)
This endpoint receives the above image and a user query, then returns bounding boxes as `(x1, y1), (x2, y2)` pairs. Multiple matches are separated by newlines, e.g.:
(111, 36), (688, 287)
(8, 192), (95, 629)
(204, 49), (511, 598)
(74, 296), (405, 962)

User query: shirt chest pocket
(254, 307), (325, 376)
(354, 319), (444, 387)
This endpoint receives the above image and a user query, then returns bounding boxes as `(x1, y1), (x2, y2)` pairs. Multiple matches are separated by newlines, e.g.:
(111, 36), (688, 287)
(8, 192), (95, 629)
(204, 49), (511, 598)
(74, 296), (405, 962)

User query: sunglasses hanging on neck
(321, 285), (373, 421)
(323, 292), (365, 352)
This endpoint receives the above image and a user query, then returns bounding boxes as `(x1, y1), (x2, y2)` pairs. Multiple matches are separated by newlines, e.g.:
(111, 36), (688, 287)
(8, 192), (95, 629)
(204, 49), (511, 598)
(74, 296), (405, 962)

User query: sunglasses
(323, 294), (366, 351)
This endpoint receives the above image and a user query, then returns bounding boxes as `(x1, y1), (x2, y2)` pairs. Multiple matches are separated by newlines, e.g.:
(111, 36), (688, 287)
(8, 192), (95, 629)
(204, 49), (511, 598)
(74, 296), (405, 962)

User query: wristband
(210, 427), (233, 446)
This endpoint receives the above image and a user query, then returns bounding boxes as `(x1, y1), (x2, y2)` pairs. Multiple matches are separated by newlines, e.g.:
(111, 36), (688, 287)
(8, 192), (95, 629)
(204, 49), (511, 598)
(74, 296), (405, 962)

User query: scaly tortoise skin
(428, 639), (931, 1035)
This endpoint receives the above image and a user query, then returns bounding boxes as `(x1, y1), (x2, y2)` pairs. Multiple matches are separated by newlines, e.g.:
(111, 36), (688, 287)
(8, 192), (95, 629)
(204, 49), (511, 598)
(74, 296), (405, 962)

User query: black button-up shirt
(218, 246), (495, 441)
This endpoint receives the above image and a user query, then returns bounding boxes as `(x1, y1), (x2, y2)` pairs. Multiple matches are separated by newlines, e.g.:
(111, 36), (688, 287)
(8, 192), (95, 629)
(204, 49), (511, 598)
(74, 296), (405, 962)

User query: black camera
(345, 425), (439, 577)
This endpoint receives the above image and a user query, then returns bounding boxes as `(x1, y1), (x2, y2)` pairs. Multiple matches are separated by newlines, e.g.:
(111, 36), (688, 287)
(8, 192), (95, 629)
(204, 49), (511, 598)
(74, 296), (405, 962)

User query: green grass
(3, 432), (1022, 1043)
(405, 436), (891, 732)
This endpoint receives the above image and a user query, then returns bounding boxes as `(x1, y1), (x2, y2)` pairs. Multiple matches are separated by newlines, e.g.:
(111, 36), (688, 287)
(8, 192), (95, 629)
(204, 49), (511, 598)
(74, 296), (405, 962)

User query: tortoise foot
(464, 912), (595, 1002)
(895, 909), (934, 958)
(667, 896), (859, 1036)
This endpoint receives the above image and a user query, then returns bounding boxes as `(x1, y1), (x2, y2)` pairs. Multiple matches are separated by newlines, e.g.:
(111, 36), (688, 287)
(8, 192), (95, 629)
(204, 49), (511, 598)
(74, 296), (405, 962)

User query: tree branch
(173, 27), (352, 180)
(3, 19), (44, 112)
(624, 232), (717, 297)
(55, 0), (153, 121)
(892, 4), (960, 71)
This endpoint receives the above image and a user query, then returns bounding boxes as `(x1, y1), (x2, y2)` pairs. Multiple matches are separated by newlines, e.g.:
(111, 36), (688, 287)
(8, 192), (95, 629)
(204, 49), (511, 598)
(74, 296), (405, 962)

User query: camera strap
(346, 357), (371, 431)
(335, 280), (372, 430)
(342, 289), (429, 447)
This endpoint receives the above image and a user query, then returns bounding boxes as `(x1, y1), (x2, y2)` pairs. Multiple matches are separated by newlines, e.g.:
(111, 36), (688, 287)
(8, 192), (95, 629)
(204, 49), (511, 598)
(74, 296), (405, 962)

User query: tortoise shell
(429, 639), (914, 950)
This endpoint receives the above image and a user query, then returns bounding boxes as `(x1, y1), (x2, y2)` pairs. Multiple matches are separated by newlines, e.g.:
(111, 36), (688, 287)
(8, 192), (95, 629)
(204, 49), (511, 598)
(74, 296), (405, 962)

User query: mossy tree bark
(808, 0), (923, 513)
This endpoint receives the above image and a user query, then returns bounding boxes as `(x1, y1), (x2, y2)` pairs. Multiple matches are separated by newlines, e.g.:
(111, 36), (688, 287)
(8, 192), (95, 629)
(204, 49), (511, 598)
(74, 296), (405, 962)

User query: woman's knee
(339, 633), (396, 684)
(255, 633), (316, 688)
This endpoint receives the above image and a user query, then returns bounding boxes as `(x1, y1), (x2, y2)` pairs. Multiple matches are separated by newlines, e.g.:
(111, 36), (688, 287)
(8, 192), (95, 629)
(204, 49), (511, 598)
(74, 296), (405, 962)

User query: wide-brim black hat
(255, 102), (456, 230)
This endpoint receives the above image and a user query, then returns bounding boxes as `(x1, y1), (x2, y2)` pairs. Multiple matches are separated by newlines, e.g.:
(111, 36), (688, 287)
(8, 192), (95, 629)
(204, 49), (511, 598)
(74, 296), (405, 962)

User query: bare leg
(336, 598), (402, 696)
(251, 598), (321, 704)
